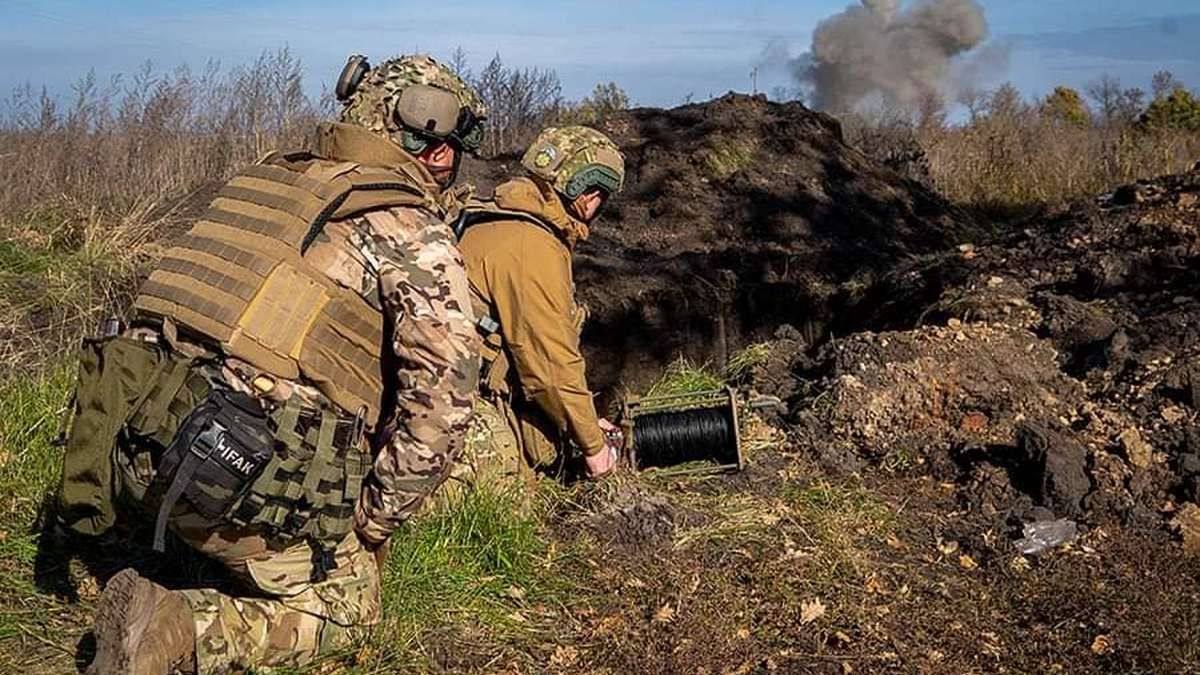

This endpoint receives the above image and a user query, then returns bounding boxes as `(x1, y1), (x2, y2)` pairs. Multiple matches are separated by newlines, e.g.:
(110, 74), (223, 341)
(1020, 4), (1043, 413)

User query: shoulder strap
(453, 202), (561, 241)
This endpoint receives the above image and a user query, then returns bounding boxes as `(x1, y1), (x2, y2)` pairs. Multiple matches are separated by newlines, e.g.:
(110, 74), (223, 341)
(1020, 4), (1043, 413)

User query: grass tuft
(644, 357), (725, 398)
(0, 364), (74, 653)
(346, 486), (560, 670)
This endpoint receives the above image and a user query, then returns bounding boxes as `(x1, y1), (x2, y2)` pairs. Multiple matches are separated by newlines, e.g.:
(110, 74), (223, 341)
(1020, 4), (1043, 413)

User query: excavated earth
(459, 96), (1200, 673)
(462, 93), (969, 395)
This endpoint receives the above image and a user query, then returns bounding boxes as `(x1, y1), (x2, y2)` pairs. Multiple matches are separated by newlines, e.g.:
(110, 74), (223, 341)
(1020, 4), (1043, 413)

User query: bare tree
(447, 46), (471, 83)
(1152, 70), (1182, 100)
(1086, 75), (1123, 126)
(471, 54), (562, 156)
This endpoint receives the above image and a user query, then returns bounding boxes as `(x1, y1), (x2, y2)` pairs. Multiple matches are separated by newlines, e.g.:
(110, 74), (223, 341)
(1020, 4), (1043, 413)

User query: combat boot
(87, 568), (197, 675)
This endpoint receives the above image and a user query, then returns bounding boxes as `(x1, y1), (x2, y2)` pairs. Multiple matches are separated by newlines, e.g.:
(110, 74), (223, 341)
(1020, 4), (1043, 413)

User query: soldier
(57, 54), (485, 674)
(451, 126), (625, 491)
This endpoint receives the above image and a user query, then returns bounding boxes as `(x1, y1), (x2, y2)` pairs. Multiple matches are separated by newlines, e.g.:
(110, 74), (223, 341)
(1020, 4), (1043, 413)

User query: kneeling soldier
(452, 126), (626, 491)
(59, 54), (484, 674)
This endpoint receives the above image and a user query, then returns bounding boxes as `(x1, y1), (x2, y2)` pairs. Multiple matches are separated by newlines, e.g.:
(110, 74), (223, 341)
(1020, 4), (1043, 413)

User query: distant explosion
(784, 0), (1001, 111)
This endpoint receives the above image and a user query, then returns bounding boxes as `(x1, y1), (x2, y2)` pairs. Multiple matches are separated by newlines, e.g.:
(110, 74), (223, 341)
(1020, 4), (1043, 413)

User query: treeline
(843, 71), (1200, 210)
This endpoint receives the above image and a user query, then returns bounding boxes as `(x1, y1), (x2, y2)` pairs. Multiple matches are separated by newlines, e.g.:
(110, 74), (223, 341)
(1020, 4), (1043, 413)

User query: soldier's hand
(584, 446), (616, 478)
(585, 419), (622, 478)
(370, 538), (391, 573)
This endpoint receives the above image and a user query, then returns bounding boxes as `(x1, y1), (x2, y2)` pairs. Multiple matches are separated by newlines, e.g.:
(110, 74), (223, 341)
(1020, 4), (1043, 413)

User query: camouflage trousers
(432, 396), (558, 509)
(116, 447), (380, 674)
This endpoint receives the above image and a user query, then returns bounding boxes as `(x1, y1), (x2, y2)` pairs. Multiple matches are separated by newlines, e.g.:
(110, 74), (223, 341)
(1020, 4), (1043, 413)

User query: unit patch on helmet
(534, 146), (557, 168)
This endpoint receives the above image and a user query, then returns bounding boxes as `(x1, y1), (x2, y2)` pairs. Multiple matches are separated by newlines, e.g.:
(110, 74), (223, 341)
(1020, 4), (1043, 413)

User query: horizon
(1, 1), (1198, 115)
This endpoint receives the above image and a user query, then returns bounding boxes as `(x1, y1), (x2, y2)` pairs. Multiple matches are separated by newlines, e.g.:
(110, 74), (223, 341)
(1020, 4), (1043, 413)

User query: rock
(1119, 428), (1153, 469)
(1016, 421), (1091, 517)
(1112, 183), (1147, 205)
(1171, 503), (1200, 555)
(1177, 453), (1200, 476)
(959, 411), (989, 434)
(1162, 406), (1188, 424)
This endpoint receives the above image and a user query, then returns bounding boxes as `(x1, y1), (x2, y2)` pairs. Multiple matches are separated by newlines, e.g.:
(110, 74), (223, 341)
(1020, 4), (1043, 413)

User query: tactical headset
(336, 55), (484, 157)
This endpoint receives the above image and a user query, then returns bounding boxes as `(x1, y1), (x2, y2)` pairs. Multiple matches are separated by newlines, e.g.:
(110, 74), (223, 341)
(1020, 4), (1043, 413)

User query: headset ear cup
(336, 55), (370, 102)
(401, 131), (429, 155)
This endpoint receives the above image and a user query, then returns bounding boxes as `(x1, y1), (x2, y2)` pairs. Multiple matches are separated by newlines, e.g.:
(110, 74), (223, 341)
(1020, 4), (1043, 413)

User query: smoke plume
(792, 0), (995, 112)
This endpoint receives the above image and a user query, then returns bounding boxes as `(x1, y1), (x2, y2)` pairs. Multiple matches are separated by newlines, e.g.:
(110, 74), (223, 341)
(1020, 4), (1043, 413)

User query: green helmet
(522, 126), (625, 200)
(337, 54), (488, 156)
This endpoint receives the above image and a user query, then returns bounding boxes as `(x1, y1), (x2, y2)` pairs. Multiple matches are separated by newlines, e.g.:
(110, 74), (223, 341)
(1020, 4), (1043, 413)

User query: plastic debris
(1013, 519), (1078, 555)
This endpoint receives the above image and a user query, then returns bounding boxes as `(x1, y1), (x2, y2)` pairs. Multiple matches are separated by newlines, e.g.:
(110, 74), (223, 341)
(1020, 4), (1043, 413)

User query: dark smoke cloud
(785, 0), (1001, 112)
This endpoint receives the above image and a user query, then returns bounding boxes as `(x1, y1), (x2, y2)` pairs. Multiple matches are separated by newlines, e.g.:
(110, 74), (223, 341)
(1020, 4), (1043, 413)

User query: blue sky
(0, 0), (1197, 111)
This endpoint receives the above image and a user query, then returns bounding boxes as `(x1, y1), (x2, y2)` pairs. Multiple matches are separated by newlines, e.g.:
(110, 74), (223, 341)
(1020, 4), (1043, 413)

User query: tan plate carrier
(134, 154), (432, 428)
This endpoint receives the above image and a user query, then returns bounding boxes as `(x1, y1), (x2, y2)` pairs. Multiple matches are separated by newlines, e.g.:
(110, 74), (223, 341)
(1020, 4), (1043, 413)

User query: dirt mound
(463, 94), (969, 393)
(786, 166), (1200, 535)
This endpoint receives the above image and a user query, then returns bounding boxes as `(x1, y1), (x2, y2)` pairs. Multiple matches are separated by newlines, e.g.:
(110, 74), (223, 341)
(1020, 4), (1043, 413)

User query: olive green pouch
(57, 337), (187, 536)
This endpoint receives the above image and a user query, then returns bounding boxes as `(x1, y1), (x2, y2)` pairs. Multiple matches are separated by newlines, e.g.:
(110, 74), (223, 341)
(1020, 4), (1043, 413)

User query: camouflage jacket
(180, 123), (479, 545)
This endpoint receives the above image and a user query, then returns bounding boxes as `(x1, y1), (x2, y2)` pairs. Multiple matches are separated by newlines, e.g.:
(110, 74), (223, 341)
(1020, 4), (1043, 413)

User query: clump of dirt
(784, 166), (1200, 535)
(570, 479), (698, 556)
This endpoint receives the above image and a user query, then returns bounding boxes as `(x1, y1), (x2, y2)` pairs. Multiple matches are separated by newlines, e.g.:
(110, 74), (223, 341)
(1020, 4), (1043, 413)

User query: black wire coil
(632, 406), (737, 470)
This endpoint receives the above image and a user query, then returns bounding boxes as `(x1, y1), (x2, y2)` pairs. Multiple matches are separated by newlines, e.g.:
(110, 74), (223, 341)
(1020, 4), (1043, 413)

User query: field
(3, 59), (1200, 673)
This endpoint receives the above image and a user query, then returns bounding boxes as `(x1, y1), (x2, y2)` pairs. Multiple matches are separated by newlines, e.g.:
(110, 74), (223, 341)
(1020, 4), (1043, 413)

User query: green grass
(0, 212), (151, 371)
(0, 364), (74, 648)
(643, 343), (775, 399)
(644, 357), (725, 398)
(783, 480), (895, 584)
(320, 486), (566, 672)
(702, 137), (757, 180)
(724, 342), (772, 382)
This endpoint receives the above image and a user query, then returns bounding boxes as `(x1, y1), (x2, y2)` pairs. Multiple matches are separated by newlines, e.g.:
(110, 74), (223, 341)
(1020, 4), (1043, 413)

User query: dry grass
(923, 120), (1200, 211)
(0, 49), (324, 377)
(845, 86), (1200, 213)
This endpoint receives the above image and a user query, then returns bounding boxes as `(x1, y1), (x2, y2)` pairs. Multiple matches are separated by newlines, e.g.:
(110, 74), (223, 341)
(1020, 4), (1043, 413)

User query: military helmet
(522, 126), (625, 200)
(337, 54), (488, 156)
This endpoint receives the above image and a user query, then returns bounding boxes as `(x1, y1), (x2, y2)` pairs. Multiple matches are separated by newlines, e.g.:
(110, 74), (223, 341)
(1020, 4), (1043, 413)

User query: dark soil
(462, 93), (971, 395)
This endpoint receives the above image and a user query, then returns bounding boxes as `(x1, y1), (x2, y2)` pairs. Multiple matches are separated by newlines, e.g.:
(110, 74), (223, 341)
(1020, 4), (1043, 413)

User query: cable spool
(621, 387), (744, 475)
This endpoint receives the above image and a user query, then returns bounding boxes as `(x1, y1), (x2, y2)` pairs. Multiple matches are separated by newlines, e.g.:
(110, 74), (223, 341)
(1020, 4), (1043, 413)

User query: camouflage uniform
(87, 55), (485, 674)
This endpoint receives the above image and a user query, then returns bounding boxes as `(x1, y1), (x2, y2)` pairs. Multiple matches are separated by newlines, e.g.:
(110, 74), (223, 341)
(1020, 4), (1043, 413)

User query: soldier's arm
(489, 233), (607, 456)
(354, 209), (479, 546)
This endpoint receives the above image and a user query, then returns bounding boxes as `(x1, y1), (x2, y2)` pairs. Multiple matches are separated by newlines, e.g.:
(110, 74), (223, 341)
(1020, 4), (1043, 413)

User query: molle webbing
(134, 155), (429, 427)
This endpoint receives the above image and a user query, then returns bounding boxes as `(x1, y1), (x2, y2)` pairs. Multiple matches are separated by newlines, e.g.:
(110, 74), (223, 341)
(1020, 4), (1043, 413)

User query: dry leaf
(959, 554), (979, 571)
(735, 627), (751, 640)
(800, 598), (826, 624)
(550, 645), (579, 667)
(506, 611), (527, 623)
(653, 603), (676, 623)
(504, 585), (526, 601)
(833, 630), (852, 645)
(596, 614), (624, 636)
(864, 575), (887, 595)
(980, 632), (1003, 658)
(885, 535), (906, 551)
(936, 537), (960, 556)
(1092, 634), (1113, 655)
